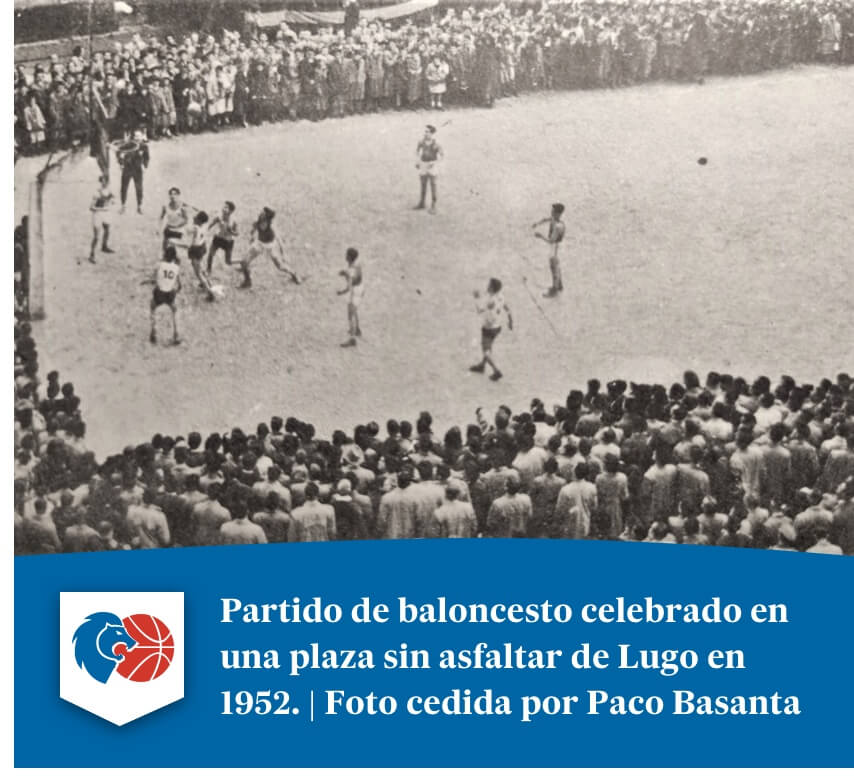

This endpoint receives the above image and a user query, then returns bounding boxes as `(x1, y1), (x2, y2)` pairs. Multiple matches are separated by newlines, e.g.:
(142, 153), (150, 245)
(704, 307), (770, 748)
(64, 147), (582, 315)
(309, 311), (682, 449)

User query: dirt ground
(15, 65), (854, 458)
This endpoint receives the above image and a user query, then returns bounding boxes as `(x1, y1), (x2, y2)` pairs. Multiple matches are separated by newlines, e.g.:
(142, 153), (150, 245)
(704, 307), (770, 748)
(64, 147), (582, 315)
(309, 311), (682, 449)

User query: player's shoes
(429, 205), (436, 215)
(119, 206), (126, 215)
(355, 327), (363, 337)
(102, 246), (114, 254)
(149, 332), (157, 345)
(490, 370), (503, 381)
(239, 279), (252, 289)
(469, 363), (485, 373)
(88, 255), (97, 264)
(340, 338), (357, 348)
(137, 206), (143, 215)
(171, 336), (182, 346)
(413, 203), (426, 210)
(543, 288), (559, 298)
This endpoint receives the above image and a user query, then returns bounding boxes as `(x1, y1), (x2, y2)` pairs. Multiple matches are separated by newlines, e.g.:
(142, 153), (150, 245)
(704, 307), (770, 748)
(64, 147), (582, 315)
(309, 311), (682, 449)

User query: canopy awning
(254, 0), (438, 27)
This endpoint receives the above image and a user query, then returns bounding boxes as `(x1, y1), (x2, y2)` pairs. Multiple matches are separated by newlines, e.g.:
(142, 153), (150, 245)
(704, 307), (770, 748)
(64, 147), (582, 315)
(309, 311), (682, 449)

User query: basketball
(114, 614), (174, 682)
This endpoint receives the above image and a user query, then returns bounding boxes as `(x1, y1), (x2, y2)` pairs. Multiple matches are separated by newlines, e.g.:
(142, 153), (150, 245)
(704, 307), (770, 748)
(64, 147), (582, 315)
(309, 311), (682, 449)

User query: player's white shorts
(418, 161), (439, 178)
(245, 240), (277, 265)
(349, 284), (365, 309)
(92, 211), (111, 229)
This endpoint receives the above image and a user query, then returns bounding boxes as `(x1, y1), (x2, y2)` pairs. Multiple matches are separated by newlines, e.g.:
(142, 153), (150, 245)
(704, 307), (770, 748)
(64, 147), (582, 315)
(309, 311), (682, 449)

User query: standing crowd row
(14, 0), (854, 153)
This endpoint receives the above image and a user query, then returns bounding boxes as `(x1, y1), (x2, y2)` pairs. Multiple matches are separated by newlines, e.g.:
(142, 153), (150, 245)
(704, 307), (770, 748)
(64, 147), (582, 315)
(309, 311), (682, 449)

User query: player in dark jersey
(237, 206), (301, 289)
(415, 124), (443, 214)
(117, 129), (149, 215)
(532, 202), (566, 298)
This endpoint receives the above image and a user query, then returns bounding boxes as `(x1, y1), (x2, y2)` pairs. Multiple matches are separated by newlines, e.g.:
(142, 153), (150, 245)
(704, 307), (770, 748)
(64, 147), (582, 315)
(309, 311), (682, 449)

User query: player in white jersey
(337, 247), (364, 347)
(159, 186), (190, 251)
(206, 200), (239, 273)
(172, 210), (216, 302)
(470, 277), (513, 381)
(88, 175), (115, 264)
(150, 245), (182, 345)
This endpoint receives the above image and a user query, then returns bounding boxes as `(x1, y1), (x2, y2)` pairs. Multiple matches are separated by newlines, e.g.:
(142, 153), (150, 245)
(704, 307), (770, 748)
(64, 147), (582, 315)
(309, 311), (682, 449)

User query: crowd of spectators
(14, 314), (854, 555)
(13, 0), (854, 155)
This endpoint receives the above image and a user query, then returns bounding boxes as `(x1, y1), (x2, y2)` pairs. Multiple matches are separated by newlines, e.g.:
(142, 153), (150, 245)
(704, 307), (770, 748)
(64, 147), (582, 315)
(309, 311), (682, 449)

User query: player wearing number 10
(150, 245), (182, 346)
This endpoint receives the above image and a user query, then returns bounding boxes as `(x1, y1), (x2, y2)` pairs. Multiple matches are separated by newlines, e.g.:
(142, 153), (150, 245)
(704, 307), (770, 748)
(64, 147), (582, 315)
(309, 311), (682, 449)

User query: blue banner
(14, 540), (854, 768)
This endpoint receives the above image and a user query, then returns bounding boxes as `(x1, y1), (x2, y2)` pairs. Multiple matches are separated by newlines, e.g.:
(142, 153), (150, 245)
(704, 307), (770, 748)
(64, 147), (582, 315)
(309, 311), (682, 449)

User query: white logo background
(59, 591), (185, 726)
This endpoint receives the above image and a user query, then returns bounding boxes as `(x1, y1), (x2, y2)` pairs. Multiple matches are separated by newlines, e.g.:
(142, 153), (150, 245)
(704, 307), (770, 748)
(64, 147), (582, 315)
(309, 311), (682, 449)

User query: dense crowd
(13, 0), (854, 154)
(14, 314), (854, 554)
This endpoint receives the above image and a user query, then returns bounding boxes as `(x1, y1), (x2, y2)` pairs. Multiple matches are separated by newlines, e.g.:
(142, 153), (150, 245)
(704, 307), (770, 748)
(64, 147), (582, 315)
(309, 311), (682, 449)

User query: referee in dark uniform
(118, 128), (150, 215)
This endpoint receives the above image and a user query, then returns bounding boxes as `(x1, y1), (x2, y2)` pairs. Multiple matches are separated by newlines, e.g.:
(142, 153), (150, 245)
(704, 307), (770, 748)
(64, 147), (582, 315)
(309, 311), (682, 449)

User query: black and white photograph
(12, 0), (854, 555)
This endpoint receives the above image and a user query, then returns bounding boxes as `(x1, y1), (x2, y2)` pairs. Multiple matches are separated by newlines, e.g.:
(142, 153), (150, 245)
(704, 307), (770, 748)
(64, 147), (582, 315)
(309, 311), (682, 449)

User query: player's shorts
(211, 236), (234, 258)
(481, 326), (501, 351)
(92, 212), (111, 229)
(349, 283), (365, 309)
(245, 240), (275, 264)
(418, 161), (438, 178)
(188, 244), (206, 262)
(163, 227), (183, 246)
(152, 287), (177, 308)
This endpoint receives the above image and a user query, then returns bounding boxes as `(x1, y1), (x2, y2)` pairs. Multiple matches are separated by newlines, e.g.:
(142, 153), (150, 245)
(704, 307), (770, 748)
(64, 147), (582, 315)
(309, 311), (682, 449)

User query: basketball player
(237, 206), (301, 289)
(337, 247), (363, 347)
(117, 128), (149, 215)
(532, 202), (565, 297)
(88, 174), (115, 264)
(150, 245), (182, 346)
(470, 277), (513, 381)
(415, 124), (443, 214)
(173, 211), (216, 302)
(159, 187), (190, 251)
(206, 200), (239, 273)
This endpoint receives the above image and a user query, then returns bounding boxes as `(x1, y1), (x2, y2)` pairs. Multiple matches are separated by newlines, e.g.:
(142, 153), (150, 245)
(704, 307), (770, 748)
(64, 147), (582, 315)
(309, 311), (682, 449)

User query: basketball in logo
(114, 614), (174, 682)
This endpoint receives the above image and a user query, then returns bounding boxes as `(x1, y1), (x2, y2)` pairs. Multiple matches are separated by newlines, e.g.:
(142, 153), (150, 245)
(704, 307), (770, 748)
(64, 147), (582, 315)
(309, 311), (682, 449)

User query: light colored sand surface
(15, 65), (854, 456)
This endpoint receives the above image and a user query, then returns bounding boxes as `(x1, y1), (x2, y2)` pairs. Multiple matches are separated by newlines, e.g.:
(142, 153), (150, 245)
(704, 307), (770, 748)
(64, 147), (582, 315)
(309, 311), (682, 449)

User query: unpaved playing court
(15, 65), (854, 457)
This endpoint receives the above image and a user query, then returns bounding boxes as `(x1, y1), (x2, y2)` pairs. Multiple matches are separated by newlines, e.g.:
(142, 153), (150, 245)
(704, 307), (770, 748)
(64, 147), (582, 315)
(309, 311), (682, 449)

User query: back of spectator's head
(603, 453), (619, 473)
(417, 460), (434, 481)
(400, 420), (413, 438)
(271, 416), (283, 433)
(505, 476), (520, 495)
(574, 461), (589, 481)
(304, 481), (319, 501)
(397, 470), (412, 489)
(386, 419), (400, 436)
(769, 423), (786, 444)
(544, 457), (558, 474)
(651, 521), (670, 541)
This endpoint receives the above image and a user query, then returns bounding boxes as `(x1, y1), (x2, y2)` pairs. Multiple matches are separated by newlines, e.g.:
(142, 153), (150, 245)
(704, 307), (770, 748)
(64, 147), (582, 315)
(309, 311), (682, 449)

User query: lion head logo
(72, 612), (137, 684)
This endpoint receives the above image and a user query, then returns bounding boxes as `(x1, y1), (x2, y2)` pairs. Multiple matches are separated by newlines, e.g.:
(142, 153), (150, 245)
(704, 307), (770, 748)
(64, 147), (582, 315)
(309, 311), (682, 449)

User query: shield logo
(60, 592), (184, 726)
